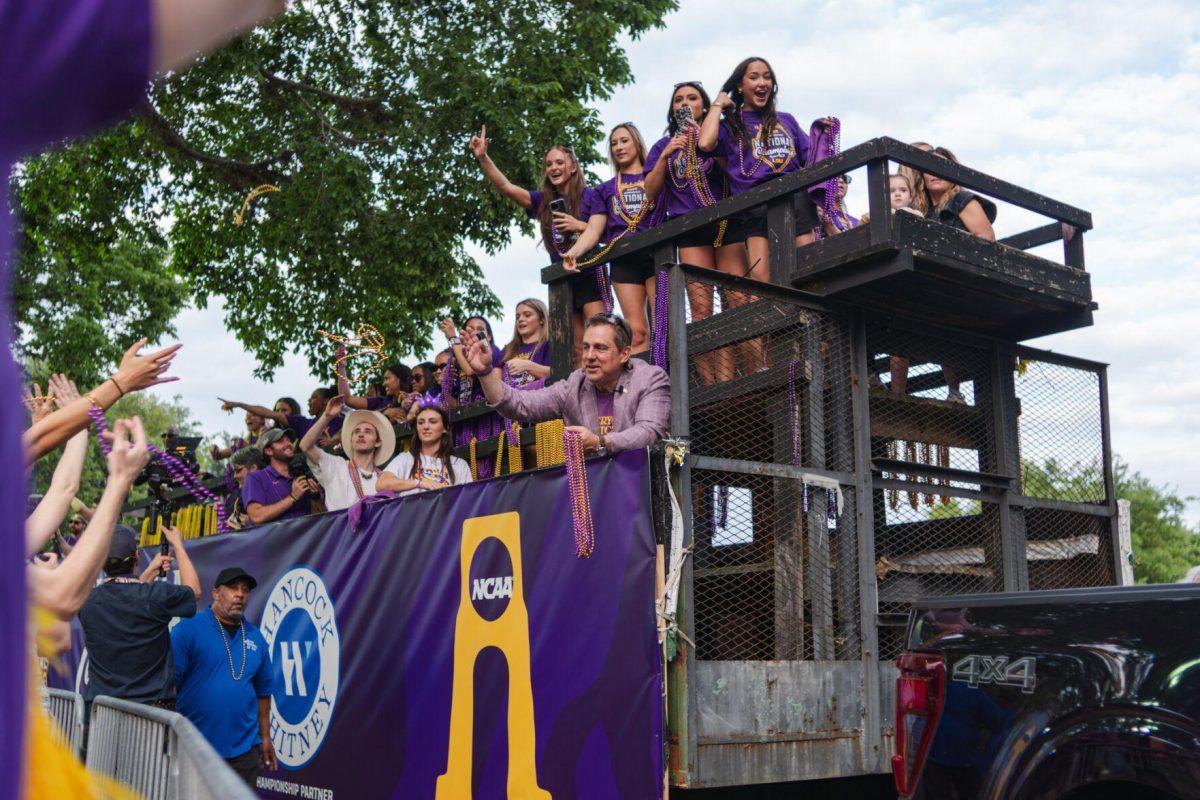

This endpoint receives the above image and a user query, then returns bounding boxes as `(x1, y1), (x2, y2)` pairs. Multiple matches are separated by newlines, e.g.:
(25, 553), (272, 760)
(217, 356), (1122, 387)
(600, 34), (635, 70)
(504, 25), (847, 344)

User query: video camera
(137, 432), (203, 500)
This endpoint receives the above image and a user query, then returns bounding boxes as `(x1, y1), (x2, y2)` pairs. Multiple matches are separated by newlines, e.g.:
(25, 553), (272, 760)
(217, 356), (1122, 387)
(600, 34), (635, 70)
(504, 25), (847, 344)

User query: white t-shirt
(310, 448), (382, 511)
(383, 451), (472, 496)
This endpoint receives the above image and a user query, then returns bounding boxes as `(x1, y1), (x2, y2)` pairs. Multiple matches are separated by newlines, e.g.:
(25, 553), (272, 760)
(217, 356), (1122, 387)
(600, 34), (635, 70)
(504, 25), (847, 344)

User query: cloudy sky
(153, 0), (1200, 519)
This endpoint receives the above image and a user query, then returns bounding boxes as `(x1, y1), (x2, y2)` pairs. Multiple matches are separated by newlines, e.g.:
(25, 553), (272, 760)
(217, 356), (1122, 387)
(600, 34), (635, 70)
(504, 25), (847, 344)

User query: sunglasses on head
(673, 81), (704, 89)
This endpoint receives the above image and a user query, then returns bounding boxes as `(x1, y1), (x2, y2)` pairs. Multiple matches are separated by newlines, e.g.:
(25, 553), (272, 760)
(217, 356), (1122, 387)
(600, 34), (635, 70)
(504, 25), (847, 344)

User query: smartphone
(549, 198), (567, 214)
(674, 106), (695, 131)
(475, 330), (488, 341)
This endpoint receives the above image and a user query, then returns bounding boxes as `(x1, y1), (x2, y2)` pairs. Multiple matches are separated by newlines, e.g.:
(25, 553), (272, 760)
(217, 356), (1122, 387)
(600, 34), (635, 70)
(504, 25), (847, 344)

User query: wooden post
(766, 196), (798, 286)
(804, 316), (834, 660)
(865, 157), (890, 247)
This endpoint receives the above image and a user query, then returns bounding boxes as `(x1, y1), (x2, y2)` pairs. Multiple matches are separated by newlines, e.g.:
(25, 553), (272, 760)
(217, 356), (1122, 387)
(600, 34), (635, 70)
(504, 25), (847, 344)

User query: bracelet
(110, 375), (125, 396)
(86, 393), (103, 410)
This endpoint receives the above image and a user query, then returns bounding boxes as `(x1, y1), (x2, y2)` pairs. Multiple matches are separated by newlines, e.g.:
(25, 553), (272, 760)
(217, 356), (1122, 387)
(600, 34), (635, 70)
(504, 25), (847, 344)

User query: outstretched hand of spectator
(106, 417), (151, 486)
(463, 336), (494, 374)
(441, 318), (460, 341)
(22, 383), (55, 424)
(113, 338), (182, 393)
(323, 394), (345, 419)
(48, 373), (80, 406)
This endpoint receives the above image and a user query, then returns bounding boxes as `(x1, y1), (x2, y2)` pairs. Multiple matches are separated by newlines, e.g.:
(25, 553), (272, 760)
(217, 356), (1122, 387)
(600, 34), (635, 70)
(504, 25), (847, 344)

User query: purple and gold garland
(88, 406), (229, 534)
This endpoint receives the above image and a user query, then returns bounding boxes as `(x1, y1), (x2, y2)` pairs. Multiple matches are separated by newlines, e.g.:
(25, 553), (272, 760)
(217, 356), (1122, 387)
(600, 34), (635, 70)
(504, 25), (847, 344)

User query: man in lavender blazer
(463, 313), (670, 454)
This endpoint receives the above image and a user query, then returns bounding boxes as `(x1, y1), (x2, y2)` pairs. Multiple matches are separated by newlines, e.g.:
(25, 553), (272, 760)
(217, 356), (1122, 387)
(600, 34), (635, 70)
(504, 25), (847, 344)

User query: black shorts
(676, 217), (747, 248)
(740, 190), (820, 240)
(610, 251), (656, 285)
(569, 267), (604, 310)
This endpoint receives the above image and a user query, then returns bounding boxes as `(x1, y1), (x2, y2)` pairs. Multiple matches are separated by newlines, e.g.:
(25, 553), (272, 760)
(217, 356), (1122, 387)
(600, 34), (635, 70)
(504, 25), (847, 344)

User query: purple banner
(55, 449), (662, 799)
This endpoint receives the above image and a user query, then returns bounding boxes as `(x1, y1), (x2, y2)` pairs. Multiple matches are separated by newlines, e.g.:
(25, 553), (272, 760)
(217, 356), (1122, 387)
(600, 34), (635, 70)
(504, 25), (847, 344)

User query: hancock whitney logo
(261, 566), (340, 769)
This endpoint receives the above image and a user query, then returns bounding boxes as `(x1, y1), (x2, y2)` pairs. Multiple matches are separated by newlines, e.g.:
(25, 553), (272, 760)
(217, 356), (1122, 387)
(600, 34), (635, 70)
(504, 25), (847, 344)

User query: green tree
(10, 1), (676, 383)
(1115, 461), (1200, 584)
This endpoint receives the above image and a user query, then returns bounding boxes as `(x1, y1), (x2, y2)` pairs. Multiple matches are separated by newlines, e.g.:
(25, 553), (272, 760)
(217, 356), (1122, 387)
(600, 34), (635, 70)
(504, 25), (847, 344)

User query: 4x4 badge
(951, 654), (1037, 693)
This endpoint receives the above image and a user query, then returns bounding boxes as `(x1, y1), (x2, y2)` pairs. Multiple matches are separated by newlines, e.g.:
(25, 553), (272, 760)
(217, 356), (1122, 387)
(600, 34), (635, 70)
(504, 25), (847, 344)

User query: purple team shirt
(286, 412), (343, 439)
(595, 390), (616, 436)
(594, 171), (661, 242)
(645, 136), (728, 219)
(715, 110), (810, 197)
(527, 187), (604, 260)
(242, 465), (313, 520)
(1, 0), (154, 784)
(507, 340), (550, 387)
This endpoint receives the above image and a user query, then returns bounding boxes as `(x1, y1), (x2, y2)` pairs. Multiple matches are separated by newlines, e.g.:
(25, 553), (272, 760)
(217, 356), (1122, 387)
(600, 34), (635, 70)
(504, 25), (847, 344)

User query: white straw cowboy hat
(340, 409), (396, 466)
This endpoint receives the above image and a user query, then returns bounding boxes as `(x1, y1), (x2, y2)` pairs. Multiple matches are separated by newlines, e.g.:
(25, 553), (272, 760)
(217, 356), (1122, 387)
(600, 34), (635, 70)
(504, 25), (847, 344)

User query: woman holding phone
(645, 81), (749, 383)
(471, 127), (607, 364)
(560, 123), (661, 353)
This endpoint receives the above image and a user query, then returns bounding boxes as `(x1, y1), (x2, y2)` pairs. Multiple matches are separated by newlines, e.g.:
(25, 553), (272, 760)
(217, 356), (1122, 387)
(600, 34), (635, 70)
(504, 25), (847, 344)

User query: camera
(138, 433), (202, 496)
(289, 452), (315, 483)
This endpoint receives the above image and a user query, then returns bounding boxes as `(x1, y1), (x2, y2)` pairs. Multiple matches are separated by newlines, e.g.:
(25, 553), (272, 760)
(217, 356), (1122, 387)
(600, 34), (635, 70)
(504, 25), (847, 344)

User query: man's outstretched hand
(463, 336), (494, 375)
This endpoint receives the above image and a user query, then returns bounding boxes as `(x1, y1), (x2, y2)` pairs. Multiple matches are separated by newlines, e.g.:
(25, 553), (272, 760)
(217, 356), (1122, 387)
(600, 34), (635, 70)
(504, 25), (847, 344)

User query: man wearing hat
(172, 567), (278, 785)
(77, 524), (201, 719)
(298, 394), (396, 511)
(241, 426), (319, 525)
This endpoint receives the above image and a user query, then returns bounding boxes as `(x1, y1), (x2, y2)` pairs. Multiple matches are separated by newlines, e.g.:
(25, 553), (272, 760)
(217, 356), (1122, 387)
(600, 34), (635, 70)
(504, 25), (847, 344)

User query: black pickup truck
(892, 585), (1200, 799)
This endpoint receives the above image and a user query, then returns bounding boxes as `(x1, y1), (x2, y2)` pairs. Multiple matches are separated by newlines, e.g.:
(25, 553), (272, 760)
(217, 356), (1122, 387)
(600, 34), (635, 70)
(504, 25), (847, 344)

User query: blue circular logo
(260, 566), (340, 769)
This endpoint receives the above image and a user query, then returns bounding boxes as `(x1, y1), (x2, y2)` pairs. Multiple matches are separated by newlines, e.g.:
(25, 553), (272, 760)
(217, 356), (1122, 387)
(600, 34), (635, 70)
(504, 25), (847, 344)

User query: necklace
(667, 127), (728, 247)
(563, 429), (595, 558)
(347, 458), (379, 500)
(735, 113), (794, 178)
(214, 613), (248, 681)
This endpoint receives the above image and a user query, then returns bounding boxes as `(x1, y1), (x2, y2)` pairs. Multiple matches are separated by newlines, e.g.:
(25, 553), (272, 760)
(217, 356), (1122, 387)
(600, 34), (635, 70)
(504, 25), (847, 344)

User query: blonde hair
(898, 141), (933, 214)
(608, 123), (649, 173)
(501, 298), (549, 362)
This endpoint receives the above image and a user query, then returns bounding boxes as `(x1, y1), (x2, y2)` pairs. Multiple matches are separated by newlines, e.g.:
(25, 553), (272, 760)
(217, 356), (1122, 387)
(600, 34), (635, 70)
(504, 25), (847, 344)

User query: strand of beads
(563, 429), (595, 558)
(88, 406), (229, 533)
(788, 360), (801, 466)
(652, 267), (670, 370)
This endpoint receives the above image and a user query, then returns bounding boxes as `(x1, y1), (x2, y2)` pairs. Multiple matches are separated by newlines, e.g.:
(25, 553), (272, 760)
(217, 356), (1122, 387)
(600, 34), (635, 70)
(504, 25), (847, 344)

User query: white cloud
(149, 0), (1200, 519)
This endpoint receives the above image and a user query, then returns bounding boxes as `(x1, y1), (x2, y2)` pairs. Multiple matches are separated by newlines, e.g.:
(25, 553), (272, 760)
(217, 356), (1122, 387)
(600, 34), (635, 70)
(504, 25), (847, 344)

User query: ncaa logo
(261, 566), (340, 769)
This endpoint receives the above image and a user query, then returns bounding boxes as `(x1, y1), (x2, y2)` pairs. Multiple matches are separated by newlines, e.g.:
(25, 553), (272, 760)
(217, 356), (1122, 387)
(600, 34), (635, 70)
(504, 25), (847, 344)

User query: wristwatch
(449, 336), (462, 345)
(597, 434), (608, 455)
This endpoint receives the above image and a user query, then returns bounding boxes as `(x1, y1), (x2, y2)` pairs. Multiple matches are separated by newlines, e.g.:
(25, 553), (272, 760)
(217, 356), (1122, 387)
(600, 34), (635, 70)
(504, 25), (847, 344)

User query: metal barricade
(44, 687), (85, 756)
(86, 695), (256, 800)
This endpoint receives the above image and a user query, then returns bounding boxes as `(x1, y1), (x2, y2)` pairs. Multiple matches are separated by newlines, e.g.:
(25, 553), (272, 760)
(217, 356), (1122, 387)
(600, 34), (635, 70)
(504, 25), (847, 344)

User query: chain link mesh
(691, 468), (859, 661)
(1014, 356), (1106, 503)
(1024, 508), (1115, 590)
(683, 273), (853, 473)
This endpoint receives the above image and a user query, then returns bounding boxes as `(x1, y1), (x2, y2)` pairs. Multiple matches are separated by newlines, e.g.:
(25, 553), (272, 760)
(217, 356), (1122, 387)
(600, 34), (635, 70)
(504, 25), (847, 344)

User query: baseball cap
(106, 525), (139, 561)
(214, 566), (258, 590)
(259, 427), (295, 447)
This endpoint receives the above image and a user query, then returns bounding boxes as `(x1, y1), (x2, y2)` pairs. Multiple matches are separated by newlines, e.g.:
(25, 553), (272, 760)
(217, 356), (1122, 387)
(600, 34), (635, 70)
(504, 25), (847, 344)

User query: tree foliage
(10, 1), (676, 383)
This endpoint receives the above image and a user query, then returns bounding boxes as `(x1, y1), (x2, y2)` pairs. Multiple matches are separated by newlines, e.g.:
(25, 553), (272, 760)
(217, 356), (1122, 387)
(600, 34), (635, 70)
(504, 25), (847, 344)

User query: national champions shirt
(645, 135), (727, 219)
(715, 110), (810, 197)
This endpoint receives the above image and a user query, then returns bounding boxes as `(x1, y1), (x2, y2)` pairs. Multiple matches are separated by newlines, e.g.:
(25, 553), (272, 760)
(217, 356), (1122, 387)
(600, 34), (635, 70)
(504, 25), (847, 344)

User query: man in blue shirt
(172, 567), (277, 785)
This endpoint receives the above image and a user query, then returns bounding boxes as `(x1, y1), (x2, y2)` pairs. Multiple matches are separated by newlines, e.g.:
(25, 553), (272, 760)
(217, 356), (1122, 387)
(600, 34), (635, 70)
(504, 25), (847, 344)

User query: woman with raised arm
(699, 57), (825, 279)
(343, 362), (414, 423)
(500, 299), (551, 388)
(471, 128), (607, 363)
(563, 123), (662, 353)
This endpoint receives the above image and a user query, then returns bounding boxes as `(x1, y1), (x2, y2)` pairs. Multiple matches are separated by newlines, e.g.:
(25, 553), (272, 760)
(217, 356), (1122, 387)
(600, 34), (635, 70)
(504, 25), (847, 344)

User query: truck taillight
(892, 652), (945, 797)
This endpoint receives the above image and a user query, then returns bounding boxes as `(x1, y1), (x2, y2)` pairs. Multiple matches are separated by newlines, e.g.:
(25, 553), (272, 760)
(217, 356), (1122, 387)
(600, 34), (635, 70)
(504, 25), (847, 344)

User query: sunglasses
(673, 81), (704, 89)
(596, 312), (633, 338)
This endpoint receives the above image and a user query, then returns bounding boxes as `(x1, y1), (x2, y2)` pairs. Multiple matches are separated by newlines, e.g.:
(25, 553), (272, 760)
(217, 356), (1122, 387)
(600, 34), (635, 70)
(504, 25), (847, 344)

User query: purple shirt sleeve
(527, 189), (543, 220)
(645, 137), (667, 173)
(285, 414), (315, 439)
(0, 0), (153, 158)
(581, 186), (605, 219)
(241, 471), (272, 508)
(366, 397), (392, 412)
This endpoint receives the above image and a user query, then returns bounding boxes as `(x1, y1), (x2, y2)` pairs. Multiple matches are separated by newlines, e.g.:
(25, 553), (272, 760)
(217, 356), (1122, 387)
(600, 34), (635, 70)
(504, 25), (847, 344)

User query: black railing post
(1064, 228), (1086, 270)
(548, 277), (574, 381)
(766, 197), (797, 285)
(865, 157), (890, 246)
